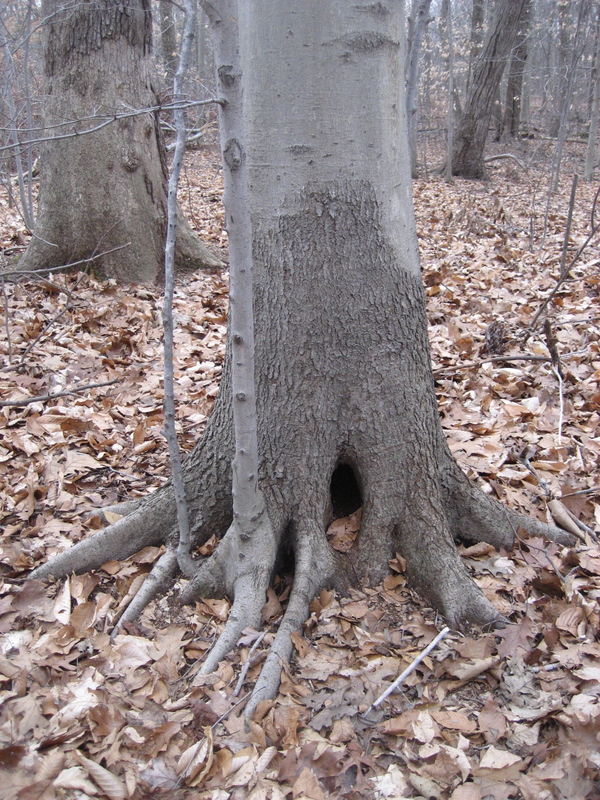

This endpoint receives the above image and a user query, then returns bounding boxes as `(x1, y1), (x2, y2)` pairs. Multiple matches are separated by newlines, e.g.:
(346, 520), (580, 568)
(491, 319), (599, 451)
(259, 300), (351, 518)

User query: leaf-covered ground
(1, 145), (600, 799)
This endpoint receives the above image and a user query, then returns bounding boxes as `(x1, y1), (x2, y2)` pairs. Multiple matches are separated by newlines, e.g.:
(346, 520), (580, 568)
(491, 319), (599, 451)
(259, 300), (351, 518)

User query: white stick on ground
(369, 626), (451, 710)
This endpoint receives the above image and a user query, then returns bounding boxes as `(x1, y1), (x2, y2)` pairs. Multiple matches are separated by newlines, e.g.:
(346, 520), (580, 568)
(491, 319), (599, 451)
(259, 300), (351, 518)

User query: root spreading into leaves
(2, 149), (600, 798)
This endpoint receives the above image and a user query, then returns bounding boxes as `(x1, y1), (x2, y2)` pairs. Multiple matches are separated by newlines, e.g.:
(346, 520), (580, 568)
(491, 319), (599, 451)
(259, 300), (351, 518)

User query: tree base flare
(29, 416), (573, 718)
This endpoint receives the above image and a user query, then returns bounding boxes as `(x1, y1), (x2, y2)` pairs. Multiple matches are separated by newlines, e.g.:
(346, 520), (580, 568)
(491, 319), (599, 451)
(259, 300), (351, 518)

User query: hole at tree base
(330, 463), (363, 519)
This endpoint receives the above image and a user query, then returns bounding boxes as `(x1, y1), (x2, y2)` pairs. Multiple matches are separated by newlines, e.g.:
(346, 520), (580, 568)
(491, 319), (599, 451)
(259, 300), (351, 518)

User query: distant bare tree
(452, 0), (528, 178)
(405, 0), (433, 177)
(502, 0), (534, 138)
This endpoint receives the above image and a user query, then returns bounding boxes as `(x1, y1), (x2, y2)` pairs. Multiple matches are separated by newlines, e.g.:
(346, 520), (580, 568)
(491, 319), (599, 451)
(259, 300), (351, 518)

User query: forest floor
(1, 139), (600, 799)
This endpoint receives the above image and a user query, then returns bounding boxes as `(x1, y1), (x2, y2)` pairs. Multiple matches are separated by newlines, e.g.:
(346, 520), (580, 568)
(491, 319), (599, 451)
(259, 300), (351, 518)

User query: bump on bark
(223, 138), (244, 171)
(218, 64), (236, 86)
(353, 3), (390, 16)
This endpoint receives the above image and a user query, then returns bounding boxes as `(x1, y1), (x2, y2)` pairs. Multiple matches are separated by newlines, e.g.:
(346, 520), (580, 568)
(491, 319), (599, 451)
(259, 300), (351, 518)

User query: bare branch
(0, 99), (220, 155)
(0, 379), (118, 408)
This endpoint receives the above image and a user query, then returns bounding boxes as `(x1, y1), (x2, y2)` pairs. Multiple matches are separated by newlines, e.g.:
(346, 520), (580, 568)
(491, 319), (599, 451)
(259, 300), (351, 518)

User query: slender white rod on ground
(370, 626), (451, 710)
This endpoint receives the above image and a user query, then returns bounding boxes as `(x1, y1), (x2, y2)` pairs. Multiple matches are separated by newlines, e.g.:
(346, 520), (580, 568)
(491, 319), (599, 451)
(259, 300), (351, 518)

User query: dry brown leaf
(73, 751), (126, 800)
(52, 578), (71, 625)
(176, 727), (214, 787)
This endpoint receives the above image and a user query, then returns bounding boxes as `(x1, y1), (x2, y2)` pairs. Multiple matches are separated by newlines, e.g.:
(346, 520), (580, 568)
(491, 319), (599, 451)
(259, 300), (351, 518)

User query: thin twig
(212, 692), (250, 729)
(11, 270), (88, 366)
(0, 98), (220, 155)
(559, 174), (578, 276)
(561, 486), (600, 498)
(1, 279), (12, 363)
(518, 448), (551, 496)
(369, 626), (451, 710)
(552, 365), (565, 445)
(163, 0), (197, 579)
(543, 319), (565, 444)
(233, 630), (268, 696)
(527, 182), (600, 336)
(433, 353), (549, 376)
(0, 242), (131, 280)
(0, 379), (118, 407)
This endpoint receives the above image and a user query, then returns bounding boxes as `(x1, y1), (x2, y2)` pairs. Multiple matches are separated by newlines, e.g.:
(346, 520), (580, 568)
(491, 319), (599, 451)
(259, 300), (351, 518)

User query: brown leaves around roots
(1, 149), (600, 798)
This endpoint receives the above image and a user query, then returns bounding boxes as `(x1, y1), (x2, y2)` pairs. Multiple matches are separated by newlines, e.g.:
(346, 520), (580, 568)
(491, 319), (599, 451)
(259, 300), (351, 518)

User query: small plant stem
(163, 0), (197, 578)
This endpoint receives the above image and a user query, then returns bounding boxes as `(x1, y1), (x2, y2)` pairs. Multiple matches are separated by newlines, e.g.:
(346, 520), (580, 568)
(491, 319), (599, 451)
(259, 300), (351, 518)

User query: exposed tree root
(30, 503), (168, 580)
(440, 455), (576, 549)
(111, 550), (179, 639)
(99, 499), (144, 522)
(244, 521), (340, 719)
(30, 430), (576, 719)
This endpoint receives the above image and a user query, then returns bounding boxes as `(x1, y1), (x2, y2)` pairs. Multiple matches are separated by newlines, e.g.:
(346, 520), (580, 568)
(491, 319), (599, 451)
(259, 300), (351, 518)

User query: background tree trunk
(159, 0), (178, 83)
(585, 8), (600, 180)
(465, 0), (485, 100)
(444, 0), (455, 181)
(549, 0), (572, 138)
(18, 0), (222, 283)
(502, 0), (533, 138)
(452, 0), (527, 178)
(405, 0), (433, 178)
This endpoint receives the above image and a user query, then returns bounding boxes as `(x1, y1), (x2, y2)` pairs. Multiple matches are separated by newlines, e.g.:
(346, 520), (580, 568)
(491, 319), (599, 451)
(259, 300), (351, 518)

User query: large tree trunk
(31, 0), (572, 717)
(502, 0), (533, 139)
(18, 0), (223, 283)
(452, 0), (527, 178)
(159, 0), (178, 83)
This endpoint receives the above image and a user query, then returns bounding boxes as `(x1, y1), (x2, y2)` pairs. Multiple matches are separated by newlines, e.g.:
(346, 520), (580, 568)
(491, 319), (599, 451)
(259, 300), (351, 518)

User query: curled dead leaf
(73, 750), (127, 800)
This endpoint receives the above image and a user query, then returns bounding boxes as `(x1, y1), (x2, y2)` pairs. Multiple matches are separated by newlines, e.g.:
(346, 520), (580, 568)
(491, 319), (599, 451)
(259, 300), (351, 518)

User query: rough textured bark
(502, 0), (533, 139)
(31, 0), (572, 717)
(18, 0), (222, 283)
(452, 0), (527, 178)
(159, 0), (178, 82)
(465, 0), (484, 101)
(405, 0), (433, 177)
(585, 11), (600, 180)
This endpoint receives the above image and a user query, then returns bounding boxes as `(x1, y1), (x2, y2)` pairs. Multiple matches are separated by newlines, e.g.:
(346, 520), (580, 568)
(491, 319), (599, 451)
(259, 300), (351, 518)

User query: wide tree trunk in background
(405, 0), (433, 178)
(452, 0), (528, 178)
(465, 0), (484, 101)
(32, 0), (570, 715)
(159, 0), (178, 82)
(502, 0), (533, 139)
(18, 0), (222, 283)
